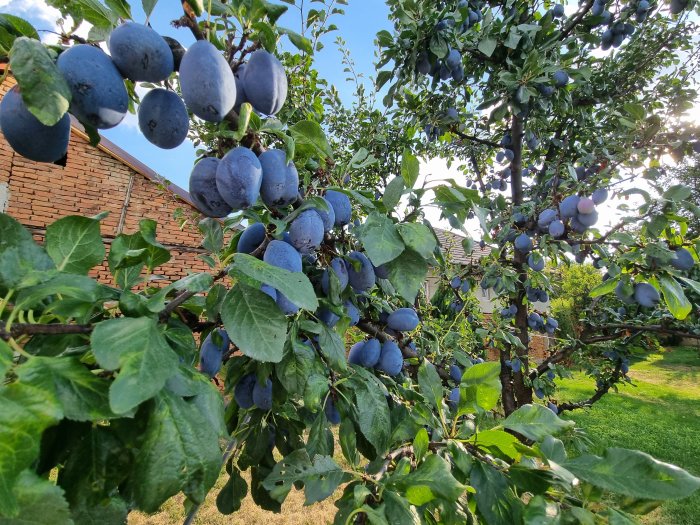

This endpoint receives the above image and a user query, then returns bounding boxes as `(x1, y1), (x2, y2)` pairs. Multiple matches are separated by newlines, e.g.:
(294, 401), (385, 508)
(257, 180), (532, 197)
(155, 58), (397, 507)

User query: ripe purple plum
(189, 157), (232, 218)
(108, 22), (173, 82)
(215, 147), (263, 211)
(137, 89), (188, 149)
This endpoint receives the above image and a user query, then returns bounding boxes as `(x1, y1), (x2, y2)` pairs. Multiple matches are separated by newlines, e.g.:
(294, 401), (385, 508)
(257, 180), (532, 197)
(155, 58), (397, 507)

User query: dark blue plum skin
(321, 257), (349, 295)
(448, 387), (460, 411)
(449, 364), (462, 383)
(344, 300), (360, 326)
(377, 341), (403, 376)
(634, 282), (660, 307)
(315, 198), (335, 233)
(263, 240), (302, 272)
(252, 378), (273, 410)
(234, 64), (247, 111)
(318, 308), (340, 328)
(189, 157), (232, 218)
(258, 149), (298, 207)
(671, 248), (694, 271)
(199, 328), (230, 378)
(387, 308), (419, 332)
(57, 44), (128, 129)
(215, 147), (262, 211)
(514, 233), (533, 253)
(325, 190), (352, 226)
(264, 240), (302, 314)
(289, 210), (324, 253)
(324, 398), (341, 425)
(347, 251), (375, 292)
(179, 40), (236, 122)
(162, 36), (185, 71)
(238, 222), (266, 253)
(0, 86), (70, 163)
(234, 373), (257, 409)
(137, 89), (189, 149)
(108, 22), (174, 82)
(559, 195), (580, 218)
(348, 339), (381, 368)
(241, 50), (288, 115)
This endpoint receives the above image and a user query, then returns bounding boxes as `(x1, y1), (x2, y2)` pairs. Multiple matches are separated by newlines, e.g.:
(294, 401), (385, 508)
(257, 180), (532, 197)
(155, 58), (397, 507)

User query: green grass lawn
(556, 345), (700, 525)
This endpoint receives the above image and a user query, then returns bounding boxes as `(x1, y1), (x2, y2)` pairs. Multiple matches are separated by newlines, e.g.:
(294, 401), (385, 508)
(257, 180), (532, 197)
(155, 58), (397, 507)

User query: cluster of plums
(0, 22), (287, 164)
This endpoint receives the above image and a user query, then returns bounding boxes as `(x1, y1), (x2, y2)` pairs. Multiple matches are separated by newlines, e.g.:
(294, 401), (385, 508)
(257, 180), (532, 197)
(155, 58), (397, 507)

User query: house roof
(433, 228), (491, 266)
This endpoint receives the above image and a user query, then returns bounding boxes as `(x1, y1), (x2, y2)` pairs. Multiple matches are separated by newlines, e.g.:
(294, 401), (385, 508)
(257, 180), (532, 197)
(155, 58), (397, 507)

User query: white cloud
(0, 0), (60, 27)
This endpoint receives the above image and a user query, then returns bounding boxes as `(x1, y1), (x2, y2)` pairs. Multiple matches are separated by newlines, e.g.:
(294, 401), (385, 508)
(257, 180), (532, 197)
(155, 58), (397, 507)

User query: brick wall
(0, 72), (211, 286)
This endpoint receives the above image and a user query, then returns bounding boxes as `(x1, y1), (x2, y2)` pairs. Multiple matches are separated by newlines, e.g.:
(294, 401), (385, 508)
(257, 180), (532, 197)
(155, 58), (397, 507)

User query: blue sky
(2, 0), (391, 190)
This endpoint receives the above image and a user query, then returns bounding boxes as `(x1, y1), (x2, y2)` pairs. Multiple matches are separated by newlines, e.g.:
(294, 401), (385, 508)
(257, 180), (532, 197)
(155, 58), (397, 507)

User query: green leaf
(564, 448), (700, 500)
(14, 273), (102, 309)
(663, 184), (692, 202)
(339, 417), (360, 467)
(0, 339), (12, 380)
(0, 381), (63, 516)
(45, 215), (105, 274)
(400, 150), (419, 188)
(129, 390), (222, 512)
(0, 470), (72, 525)
(469, 429), (521, 460)
(523, 495), (558, 525)
(232, 253), (318, 311)
(589, 277), (618, 298)
(355, 212), (404, 267)
(417, 359), (443, 414)
(141, 0), (158, 18)
(91, 317), (179, 414)
(0, 14), (39, 55)
(0, 213), (54, 293)
(658, 275), (691, 320)
(9, 37), (71, 126)
(199, 217), (223, 253)
(276, 339), (316, 396)
(16, 356), (115, 421)
(477, 37), (498, 57)
(216, 468), (248, 515)
(397, 223), (436, 259)
(386, 249), (428, 303)
(263, 449), (344, 505)
(623, 103), (645, 121)
(278, 27), (313, 54)
(383, 491), (420, 525)
(220, 284), (287, 363)
(349, 368), (391, 455)
(393, 454), (466, 506)
(73, 0), (118, 27)
(459, 362), (502, 414)
(413, 428), (429, 463)
(317, 324), (348, 371)
(104, 0), (132, 19)
(503, 404), (574, 441)
(383, 176), (405, 211)
(540, 435), (567, 464)
(471, 461), (523, 524)
(679, 276), (700, 296)
(290, 120), (332, 160)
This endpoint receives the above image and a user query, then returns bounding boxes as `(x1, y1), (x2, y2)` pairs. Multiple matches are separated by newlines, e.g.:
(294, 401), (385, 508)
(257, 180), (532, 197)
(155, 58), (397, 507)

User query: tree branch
(452, 128), (501, 149)
(0, 323), (93, 341)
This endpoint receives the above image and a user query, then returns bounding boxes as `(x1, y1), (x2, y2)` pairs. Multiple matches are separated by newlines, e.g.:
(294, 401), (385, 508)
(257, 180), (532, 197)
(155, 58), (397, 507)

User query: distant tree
(661, 153), (700, 237)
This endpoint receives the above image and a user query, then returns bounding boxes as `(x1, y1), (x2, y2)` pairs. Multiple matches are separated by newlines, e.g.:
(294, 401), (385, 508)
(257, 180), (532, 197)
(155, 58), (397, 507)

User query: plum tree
(56, 44), (128, 129)
(215, 146), (263, 210)
(240, 50), (288, 115)
(188, 157), (232, 218)
(179, 40), (236, 122)
(0, 86), (70, 163)
(137, 89), (189, 149)
(108, 22), (174, 82)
